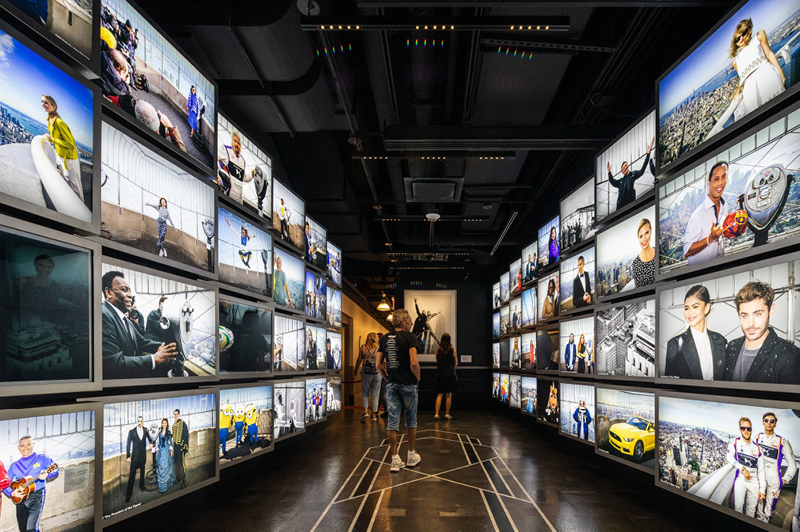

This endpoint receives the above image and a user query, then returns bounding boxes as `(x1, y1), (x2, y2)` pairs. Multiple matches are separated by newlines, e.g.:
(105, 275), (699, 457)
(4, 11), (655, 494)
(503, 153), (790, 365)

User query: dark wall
(394, 278), (492, 410)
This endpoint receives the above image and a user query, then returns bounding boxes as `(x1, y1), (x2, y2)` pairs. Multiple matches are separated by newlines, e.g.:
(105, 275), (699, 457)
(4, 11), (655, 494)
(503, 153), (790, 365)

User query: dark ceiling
(136, 0), (737, 313)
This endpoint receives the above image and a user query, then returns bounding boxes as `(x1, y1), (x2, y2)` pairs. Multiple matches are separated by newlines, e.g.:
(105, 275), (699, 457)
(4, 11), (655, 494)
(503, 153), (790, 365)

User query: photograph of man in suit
(723, 281), (800, 384)
(126, 416), (149, 503)
(102, 271), (177, 379)
(564, 333), (577, 372)
(572, 256), (592, 308)
(523, 252), (537, 284)
(172, 410), (189, 488)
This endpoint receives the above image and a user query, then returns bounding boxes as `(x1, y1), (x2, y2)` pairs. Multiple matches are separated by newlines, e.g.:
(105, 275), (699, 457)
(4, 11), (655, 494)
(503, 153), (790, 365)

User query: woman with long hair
(548, 226), (560, 265)
(355, 332), (381, 422)
(155, 418), (175, 493)
(145, 197), (175, 258)
(577, 333), (589, 374)
(434, 333), (457, 420)
(729, 18), (786, 122)
(187, 85), (199, 138)
(541, 279), (557, 319)
(42, 95), (84, 201)
(631, 218), (655, 288)
(664, 285), (727, 380)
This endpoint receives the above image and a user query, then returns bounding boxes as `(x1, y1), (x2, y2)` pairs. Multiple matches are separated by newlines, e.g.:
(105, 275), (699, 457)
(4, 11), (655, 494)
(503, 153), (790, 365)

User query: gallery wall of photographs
(490, 0), (800, 528)
(0, 1), (345, 528)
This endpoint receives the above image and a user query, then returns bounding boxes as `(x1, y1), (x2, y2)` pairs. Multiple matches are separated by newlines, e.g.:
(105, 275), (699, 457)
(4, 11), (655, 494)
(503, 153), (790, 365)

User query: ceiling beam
(383, 126), (617, 151)
(302, 16), (570, 32)
(480, 36), (615, 54)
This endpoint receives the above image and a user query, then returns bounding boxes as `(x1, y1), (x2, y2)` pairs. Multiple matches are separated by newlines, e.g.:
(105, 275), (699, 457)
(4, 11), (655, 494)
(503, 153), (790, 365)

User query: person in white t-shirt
(684, 162), (729, 266)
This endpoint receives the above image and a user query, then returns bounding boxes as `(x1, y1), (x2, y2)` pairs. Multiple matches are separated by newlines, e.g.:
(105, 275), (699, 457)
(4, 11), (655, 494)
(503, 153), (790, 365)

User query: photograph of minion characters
(537, 379), (560, 426)
(305, 377), (327, 425)
(219, 386), (273, 466)
(659, 108), (800, 275)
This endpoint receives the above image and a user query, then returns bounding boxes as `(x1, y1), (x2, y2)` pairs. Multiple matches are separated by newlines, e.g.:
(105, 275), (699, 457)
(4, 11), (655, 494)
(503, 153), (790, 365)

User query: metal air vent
(403, 178), (464, 202)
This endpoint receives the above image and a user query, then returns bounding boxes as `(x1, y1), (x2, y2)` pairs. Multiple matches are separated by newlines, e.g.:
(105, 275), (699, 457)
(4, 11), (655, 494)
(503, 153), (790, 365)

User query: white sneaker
(390, 455), (405, 472)
(407, 451), (421, 468)
(163, 249), (168, 258)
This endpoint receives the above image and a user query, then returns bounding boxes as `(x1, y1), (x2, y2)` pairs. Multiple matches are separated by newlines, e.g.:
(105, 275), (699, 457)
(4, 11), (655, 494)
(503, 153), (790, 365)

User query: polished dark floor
(109, 409), (759, 532)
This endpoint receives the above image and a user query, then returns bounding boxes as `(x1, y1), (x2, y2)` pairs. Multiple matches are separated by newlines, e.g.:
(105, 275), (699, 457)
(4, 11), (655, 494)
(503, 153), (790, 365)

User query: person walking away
(377, 310), (421, 472)
(355, 332), (381, 422)
(434, 333), (457, 420)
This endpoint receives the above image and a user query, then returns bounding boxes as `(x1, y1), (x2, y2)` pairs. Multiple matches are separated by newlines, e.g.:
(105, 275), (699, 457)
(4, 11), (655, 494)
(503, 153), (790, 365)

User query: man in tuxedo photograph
(126, 416), (149, 503)
(573, 256), (592, 308)
(102, 271), (177, 378)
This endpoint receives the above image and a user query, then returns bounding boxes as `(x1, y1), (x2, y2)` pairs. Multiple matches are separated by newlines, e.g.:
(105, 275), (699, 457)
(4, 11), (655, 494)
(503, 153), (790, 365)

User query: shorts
(386, 383), (418, 431)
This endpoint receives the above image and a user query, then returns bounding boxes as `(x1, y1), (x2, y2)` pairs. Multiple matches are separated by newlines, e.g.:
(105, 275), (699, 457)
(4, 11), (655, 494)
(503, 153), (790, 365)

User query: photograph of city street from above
(659, 107), (800, 274)
(596, 299), (656, 378)
(658, 0), (800, 169)
(659, 396), (800, 529)
(0, 27), (94, 225)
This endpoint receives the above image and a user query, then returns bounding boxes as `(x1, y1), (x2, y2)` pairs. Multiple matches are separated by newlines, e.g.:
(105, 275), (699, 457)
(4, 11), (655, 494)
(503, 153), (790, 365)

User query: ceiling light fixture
(377, 293), (391, 311)
(491, 211), (518, 256)
(306, 17), (568, 32)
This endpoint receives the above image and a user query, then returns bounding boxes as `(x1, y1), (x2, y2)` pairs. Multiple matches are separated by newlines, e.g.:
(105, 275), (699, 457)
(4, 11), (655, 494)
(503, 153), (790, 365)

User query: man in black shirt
(377, 309), (422, 472)
(606, 137), (654, 211)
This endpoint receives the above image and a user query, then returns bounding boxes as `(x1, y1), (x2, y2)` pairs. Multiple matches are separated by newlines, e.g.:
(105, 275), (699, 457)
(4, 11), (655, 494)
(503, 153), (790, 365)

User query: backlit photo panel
(327, 376), (342, 412)
(658, 258), (800, 387)
(508, 336), (521, 370)
(273, 380), (305, 440)
(0, 26), (95, 228)
(492, 312), (500, 340)
(218, 298), (272, 375)
(499, 340), (510, 370)
(659, 105), (800, 276)
(99, 0), (216, 171)
(272, 179), (305, 253)
(500, 272), (510, 304)
(596, 298), (657, 378)
(538, 216), (560, 269)
(101, 122), (215, 274)
(596, 387), (655, 470)
(560, 383), (595, 443)
(658, 394), (800, 529)
(0, 224), (94, 386)
(327, 288), (342, 328)
(4, 0), (94, 61)
(272, 246), (304, 313)
(219, 386), (273, 466)
(100, 263), (216, 381)
(305, 377), (327, 424)
(305, 270), (327, 322)
(327, 241), (342, 286)
(560, 317), (594, 375)
(509, 259), (522, 298)
(537, 379), (559, 426)
(492, 342), (500, 369)
(508, 297), (521, 333)
(327, 332), (341, 371)
(509, 374), (521, 409)
(561, 178), (596, 253)
(499, 306), (509, 336)
(597, 204), (657, 298)
(306, 325), (326, 370)
(657, 0), (800, 170)
(537, 329), (559, 372)
(521, 241), (538, 285)
(521, 376), (537, 416)
(102, 392), (217, 523)
(521, 287), (536, 328)
(493, 282), (501, 309)
(520, 332), (536, 371)
(0, 405), (98, 532)
(499, 373), (510, 404)
(273, 314), (304, 373)
(560, 247), (596, 312)
(491, 372), (500, 400)
(595, 111), (656, 220)
(218, 207), (272, 298)
(305, 217), (327, 272)
(537, 271), (560, 322)
(216, 114), (272, 218)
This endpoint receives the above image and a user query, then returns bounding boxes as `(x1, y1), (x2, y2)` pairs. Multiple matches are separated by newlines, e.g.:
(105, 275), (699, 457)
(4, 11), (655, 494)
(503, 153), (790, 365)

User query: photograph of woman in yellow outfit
(42, 94), (84, 201)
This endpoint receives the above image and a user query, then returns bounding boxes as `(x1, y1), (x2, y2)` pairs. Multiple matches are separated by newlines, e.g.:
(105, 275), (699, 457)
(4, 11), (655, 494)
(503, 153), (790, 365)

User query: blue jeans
(157, 219), (167, 250)
(386, 383), (418, 431)
(362, 372), (382, 412)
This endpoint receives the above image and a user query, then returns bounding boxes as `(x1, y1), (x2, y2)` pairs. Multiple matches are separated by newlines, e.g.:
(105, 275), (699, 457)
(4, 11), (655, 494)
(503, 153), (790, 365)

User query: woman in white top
(664, 285), (727, 380)
(730, 18), (786, 121)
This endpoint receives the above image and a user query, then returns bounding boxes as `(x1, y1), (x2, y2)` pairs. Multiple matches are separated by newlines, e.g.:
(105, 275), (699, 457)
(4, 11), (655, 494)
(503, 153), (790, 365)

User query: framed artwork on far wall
(402, 290), (457, 363)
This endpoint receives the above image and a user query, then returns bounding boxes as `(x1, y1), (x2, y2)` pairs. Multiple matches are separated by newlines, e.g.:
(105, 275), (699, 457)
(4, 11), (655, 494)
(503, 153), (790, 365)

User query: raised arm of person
(607, 162), (621, 187)
(634, 138), (655, 178)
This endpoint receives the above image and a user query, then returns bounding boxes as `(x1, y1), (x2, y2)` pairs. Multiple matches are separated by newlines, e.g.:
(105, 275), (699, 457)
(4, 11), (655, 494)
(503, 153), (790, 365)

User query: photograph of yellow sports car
(608, 417), (655, 462)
